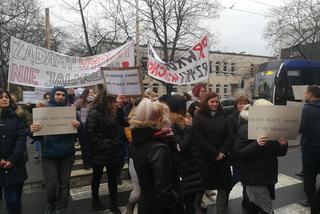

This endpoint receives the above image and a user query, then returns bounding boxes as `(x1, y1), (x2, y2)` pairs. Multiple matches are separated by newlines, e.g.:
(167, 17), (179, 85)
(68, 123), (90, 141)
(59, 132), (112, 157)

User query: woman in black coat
(226, 95), (250, 207)
(166, 95), (203, 214)
(193, 92), (232, 213)
(130, 98), (184, 214)
(233, 100), (288, 214)
(86, 89), (126, 213)
(0, 89), (27, 214)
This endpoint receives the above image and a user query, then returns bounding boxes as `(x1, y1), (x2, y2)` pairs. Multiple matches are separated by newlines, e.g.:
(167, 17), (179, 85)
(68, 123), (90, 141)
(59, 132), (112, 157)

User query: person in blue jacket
(30, 86), (80, 214)
(299, 85), (320, 208)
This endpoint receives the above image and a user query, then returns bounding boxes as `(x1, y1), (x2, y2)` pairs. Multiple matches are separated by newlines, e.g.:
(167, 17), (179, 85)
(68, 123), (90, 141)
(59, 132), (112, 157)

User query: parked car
(220, 97), (235, 115)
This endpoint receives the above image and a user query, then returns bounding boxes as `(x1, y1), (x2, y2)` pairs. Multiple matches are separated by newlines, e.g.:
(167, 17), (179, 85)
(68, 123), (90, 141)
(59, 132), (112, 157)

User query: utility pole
(45, 8), (51, 49)
(135, 0), (140, 67)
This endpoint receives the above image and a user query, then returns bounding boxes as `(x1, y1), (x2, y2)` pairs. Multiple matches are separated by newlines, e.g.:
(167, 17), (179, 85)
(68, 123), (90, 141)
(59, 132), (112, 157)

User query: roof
(282, 59), (320, 70)
(259, 59), (320, 71)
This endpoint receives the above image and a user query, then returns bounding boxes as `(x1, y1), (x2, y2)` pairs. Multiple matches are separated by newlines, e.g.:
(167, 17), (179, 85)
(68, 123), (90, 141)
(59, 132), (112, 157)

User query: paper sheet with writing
(248, 105), (303, 140)
(292, 85), (308, 100)
(101, 67), (142, 96)
(33, 107), (77, 136)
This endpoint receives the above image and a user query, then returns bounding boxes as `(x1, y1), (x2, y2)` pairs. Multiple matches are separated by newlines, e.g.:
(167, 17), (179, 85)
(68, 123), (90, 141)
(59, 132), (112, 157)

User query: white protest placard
(35, 87), (50, 100)
(23, 91), (38, 103)
(80, 108), (89, 124)
(101, 67), (143, 96)
(287, 101), (305, 107)
(292, 85), (308, 100)
(147, 35), (209, 85)
(8, 37), (134, 88)
(248, 105), (303, 140)
(33, 107), (77, 136)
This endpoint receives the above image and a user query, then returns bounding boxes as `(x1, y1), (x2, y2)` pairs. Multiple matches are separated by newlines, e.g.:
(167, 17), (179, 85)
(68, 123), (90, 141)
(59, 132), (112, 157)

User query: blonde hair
(130, 98), (171, 129)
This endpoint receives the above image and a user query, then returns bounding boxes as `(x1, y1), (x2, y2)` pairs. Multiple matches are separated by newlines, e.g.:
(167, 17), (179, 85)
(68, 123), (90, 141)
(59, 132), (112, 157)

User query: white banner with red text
(147, 35), (209, 85)
(8, 37), (135, 88)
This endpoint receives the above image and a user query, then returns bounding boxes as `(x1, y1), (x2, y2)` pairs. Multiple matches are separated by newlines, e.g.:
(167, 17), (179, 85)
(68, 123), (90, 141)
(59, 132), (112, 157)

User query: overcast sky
(39, 0), (283, 57)
(214, 0), (282, 56)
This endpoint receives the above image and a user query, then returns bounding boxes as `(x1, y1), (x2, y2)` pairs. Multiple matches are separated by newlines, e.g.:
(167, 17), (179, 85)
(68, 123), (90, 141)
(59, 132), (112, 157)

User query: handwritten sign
(33, 107), (77, 136)
(292, 85), (308, 100)
(22, 91), (38, 104)
(101, 67), (143, 96)
(8, 37), (134, 88)
(248, 106), (302, 140)
(147, 35), (209, 85)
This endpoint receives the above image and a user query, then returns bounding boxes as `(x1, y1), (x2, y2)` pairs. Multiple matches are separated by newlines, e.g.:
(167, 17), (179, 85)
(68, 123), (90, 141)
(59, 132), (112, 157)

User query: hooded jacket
(300, 100), (320, 147)
(35, 86), (76, 159)
(0, 106), (27, 185)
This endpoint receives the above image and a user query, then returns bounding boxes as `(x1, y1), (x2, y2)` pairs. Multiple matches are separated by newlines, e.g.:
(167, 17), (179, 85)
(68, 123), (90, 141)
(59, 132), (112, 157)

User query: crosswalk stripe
(70, 180), (132, 201)
(84, 206), (138, 214)
(274, 203), (309, 214)
(202, 174), (302, 206)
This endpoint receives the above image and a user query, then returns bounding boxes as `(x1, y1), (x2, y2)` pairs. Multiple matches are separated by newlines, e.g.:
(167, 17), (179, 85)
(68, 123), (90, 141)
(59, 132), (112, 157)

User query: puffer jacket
(0, 106), (27, 185)
(170, 113), (203, 196)
(234, 119), (288, 187)
(86, 107), (125, 166)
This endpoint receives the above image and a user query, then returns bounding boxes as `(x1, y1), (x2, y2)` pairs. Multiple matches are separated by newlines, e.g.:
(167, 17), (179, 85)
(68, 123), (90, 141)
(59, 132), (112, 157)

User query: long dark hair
(80, 88), (92, 99)
(199, 92), (222, 115)
(166, 94), (186, 116)
(91, 88), (115, 116)
(0, 88), (14, 109)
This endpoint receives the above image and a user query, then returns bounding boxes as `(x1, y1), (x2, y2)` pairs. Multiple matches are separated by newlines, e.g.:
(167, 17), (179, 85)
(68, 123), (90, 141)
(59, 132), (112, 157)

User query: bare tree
(264, 0), (320, 55)
(119, 0), (220, 94)
(0, 0), (44, 89)
(0, 0), (69, 89)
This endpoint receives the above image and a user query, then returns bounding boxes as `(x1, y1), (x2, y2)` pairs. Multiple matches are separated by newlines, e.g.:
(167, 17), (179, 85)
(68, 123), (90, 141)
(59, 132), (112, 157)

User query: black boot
(92, 198), (107, 211)
(110, 205), (122, 214)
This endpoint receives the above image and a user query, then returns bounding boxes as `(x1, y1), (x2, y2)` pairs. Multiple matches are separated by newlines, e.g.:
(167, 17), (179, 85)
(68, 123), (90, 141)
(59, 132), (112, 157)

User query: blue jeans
(1, 182), (24, 214)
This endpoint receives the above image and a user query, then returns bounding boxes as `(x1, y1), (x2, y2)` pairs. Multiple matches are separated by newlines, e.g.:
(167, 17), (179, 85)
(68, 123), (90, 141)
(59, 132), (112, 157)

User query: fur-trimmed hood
(130, 119), (160, 129)
(170, 112), (186, 129)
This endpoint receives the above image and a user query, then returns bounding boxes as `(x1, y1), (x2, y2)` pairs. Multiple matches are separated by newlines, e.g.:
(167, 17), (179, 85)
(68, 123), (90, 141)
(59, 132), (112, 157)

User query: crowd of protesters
(0, 84), (320, 214)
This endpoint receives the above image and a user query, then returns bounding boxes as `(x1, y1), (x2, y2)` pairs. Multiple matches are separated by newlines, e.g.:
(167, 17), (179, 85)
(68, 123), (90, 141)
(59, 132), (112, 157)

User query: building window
(215, 61), (220, 74)
(143, 83), (149, 91)
(153, 83), (159, 93)
(209, 61), (213, 73)
(250, 64), (256, 72)
(224, 84), (228, 95)
(223, 62), (228, 72)
(172, 86), (177, 93)
(216, 84), (220, 94)
(231, 63), (235, 73)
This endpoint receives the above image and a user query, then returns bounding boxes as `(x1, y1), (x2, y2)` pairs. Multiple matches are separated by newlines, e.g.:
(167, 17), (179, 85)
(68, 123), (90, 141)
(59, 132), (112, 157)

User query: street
(0, 145), (313, 214)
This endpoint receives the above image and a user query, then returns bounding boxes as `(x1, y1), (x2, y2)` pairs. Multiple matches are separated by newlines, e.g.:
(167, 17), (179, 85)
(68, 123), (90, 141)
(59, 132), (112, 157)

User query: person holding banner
(233, 99), (288, 214)
(86, 89), (127, 213)
(192, 92), (232, 214)
(0, 89), (27, 214)
(299, 85), (320, 208)
(30, 86), (80, 214)
(74, 88), (95, 169)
